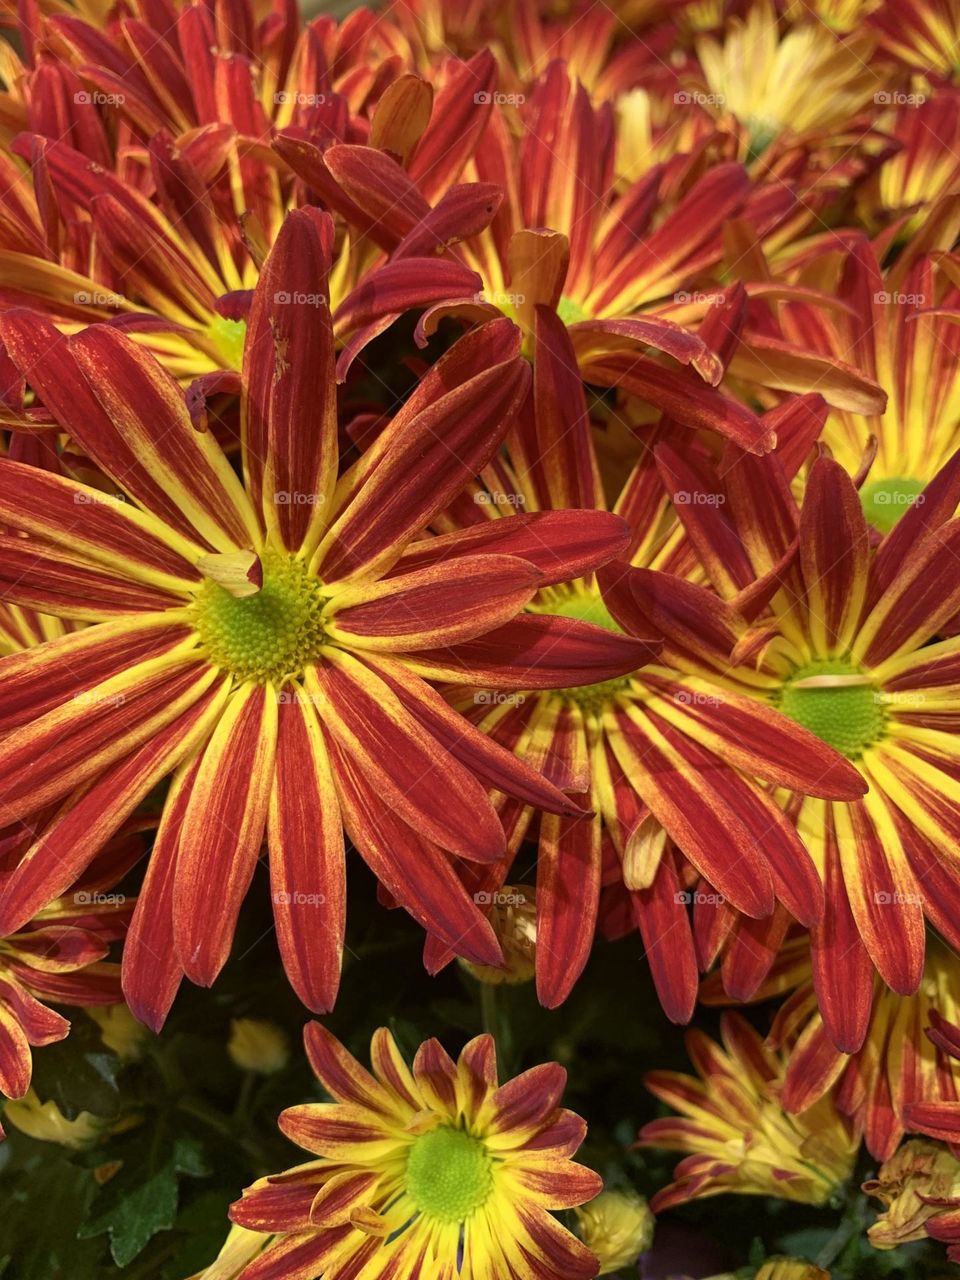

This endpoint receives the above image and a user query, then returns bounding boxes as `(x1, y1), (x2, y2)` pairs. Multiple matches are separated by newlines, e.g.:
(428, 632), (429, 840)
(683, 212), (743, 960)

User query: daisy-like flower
(0, 209), (648, 1028)
(618, 444), (960, 1052)
(689, 0), (881, 165)
(701, 933), (960, 1160)
(423, 344), (860, 1015)
(761, 242), (960, 530)
(0, 890), (128, 1137)
(230, 1021), (602, 1280)
(637, 1012), (858, 1209)
(857, 93), (960, 236)
(306, 60), (796, 450)
(868, 0), (960, 77)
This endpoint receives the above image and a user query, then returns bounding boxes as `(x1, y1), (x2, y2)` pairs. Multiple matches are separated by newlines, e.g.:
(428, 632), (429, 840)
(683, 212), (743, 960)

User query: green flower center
(778, 659), (884, 758)
(535, 592), (633, 709)
(191, 551), (328, 685)
(556, 295), (589, 326)
(208, 315), (247, 369)
(860, 476), (926, 535)
(406, 1126), (493, 1223)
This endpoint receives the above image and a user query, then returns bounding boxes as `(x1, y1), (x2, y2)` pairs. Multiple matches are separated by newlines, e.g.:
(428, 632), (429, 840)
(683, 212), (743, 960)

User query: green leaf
(78, 1130), (209, 1266)
(29, 1018), (122, 1121)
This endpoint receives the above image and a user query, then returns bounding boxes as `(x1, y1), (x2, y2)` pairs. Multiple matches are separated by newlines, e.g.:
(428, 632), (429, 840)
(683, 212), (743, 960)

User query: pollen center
(778, 659), (884, 758)
(191, 551), (327, 685)
(405, 1126), (493, 1223)
(860, 476), (925, 535)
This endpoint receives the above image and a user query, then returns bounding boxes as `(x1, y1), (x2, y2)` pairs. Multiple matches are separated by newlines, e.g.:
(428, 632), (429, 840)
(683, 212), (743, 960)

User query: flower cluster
(2, 0), (960, 1275)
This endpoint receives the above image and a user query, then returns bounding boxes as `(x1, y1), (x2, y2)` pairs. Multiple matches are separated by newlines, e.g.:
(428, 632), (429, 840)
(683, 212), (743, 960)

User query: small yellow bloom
(576, 1188), (654, 1274)
(227, 1018), (289, 1074)
(865, 1139), (960, 1248)
(88, 1004), (149, 1061)
(755, 1260), (830, 1279)
(4, 1089), (103, 1149)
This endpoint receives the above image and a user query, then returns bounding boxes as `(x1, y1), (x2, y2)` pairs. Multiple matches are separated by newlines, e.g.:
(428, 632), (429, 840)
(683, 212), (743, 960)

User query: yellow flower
(88, 1004), (149, 1061)
(4, 1089), (103, 1149)
(576, 1188), (654, 1274)
(755, 1262), (830, 1280)
(227, 1019), (290, 1075)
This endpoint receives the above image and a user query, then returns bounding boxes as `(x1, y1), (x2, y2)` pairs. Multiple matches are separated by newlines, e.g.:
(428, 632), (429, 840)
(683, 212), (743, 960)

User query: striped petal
(326, 555), (541, 651)
(306, 650), (504, 861)
(173, 683), (278, 986)
(241, 207), (337, 555)
(268, 693), (346, 1013)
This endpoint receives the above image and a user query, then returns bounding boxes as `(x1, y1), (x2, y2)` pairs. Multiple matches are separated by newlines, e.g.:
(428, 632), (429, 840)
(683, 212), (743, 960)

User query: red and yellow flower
(230, 1021), (603, 1280)
(638, 1012), (859, 1209)
(0, 208), (648, 1028)
(614, 446), (960, 1052)
(701, 932), (960, 1160)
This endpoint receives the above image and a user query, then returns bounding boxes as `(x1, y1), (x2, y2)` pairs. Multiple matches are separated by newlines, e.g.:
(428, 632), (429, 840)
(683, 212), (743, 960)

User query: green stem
(816, 1193), (867, 1268)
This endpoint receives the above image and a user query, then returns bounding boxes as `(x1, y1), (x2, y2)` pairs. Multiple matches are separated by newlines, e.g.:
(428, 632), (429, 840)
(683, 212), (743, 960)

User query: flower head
(0, 209), (641, 1027)
(230, 1022), (602, 1280)
(575, 1188), (654, 1274)
(638, 1013), (858, 1208)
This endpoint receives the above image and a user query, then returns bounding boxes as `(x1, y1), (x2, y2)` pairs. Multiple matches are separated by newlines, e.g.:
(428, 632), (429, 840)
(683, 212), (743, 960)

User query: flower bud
(228, 1018), (290, 1074)
(576, 1188), (654, 1274)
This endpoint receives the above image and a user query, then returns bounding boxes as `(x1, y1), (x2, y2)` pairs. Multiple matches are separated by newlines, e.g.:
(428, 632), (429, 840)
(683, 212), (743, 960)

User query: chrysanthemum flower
(575, 1188), (653, 1275)
(868, 0), (960, 77)
(619, 444), (960, 1051)
(638, 1013), (858, 1209)
(0, 209), (648, 1027)
(701, 933), (960, 1160)
(307, 60), (796, 450)
(858, 93), (960, 236)
(690, 1), (881, 164)
(864, 1138), (960, 1259)
(0, 891), (128, 1136)
(764, 242), (960, 529)
(230, 1021), (602, 1280)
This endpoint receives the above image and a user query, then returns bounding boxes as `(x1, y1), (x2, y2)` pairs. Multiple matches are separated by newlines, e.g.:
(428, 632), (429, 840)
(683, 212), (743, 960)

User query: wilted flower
(461, 885), (537, 986)
(864, 1138), (960, 1250)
